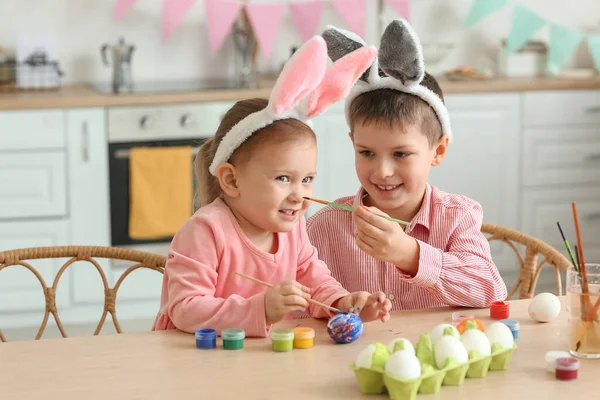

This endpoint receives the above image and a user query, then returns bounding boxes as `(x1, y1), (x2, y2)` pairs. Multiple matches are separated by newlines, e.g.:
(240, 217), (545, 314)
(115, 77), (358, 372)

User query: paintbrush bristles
(303, 196), (328, 205)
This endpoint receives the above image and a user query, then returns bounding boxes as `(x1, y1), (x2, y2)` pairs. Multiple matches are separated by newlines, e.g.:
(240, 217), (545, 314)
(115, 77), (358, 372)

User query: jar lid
(271, 328), (294, 341)
(498, 319), (520, 330)
(555, 357), (580, 371)
(490, 301), (510, 319)
(293, 327), (315, 339)
(222, 328), (245, 341)
(195, 328), (216, 340)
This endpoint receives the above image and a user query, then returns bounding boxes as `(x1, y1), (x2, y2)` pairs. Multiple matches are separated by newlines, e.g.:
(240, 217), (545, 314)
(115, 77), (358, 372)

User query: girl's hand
(334, 291), (392, 323)
(265, 280), (311, 324)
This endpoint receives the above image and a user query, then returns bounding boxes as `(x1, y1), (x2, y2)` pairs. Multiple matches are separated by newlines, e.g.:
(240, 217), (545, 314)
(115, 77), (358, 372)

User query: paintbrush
(572, 202), (593, 352)
(303, 196), (411, 226)
(557, 221), (578, 271)
(235, 272), (344, 314)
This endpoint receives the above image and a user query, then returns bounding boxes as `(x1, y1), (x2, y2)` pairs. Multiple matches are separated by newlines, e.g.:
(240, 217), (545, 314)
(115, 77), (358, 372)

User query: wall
(0, 0), (597, 85)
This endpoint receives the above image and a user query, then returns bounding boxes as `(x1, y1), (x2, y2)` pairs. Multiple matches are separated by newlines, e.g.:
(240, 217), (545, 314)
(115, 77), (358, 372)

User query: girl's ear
(378, 19), (424, 86)
(215, 163), (240, 198)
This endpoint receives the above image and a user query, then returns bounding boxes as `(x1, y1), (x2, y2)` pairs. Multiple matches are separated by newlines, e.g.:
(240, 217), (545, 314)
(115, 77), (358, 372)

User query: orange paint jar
(293, 327), (315, 349)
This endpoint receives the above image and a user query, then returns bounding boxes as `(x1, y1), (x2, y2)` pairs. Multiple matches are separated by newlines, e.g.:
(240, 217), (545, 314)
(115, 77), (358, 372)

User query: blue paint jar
(498, 319), (520, 339)
(195, 328), (217, 349)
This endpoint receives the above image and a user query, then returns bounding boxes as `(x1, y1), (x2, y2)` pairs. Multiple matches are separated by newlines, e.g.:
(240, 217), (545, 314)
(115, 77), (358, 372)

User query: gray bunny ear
(378, 19), (424, 86)
(322, 25), (379, 83)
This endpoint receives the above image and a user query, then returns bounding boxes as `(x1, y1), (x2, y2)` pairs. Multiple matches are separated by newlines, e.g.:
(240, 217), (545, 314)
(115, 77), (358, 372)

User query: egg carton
(348, 321), (517, 400)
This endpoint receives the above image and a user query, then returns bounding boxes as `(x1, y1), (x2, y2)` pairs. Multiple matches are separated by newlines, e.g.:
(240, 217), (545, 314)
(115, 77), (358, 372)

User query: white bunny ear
(267, 36), (328, 115)
(322, 24), (380, 84)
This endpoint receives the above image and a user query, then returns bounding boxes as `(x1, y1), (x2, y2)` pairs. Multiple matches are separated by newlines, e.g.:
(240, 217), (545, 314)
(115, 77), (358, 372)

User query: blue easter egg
(327, 312), (363, 344)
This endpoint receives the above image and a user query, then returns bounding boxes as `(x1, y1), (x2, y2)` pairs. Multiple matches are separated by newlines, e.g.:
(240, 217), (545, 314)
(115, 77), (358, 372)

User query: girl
(152, 36), (391, 337)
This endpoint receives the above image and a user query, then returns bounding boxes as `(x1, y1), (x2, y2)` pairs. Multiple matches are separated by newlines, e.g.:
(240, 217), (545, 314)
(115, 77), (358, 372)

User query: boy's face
(350, 120), (448, 218)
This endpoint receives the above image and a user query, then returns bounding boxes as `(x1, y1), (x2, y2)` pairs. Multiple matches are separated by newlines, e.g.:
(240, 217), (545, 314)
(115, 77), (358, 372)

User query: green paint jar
(222, 328), (245, 350)
(271, 328), (294, 352)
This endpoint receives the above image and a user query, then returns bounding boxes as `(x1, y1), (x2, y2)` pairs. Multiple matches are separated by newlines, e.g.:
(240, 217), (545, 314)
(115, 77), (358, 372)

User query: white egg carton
(348, 320), (517, 400)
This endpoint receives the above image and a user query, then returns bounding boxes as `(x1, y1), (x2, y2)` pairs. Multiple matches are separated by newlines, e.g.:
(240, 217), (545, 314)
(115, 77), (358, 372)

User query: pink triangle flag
(289, 0), (326, 42)
(331, 0), (367, 39)
(385, 0), (410, 21)
(245, 2), (287, 59)
(114, 0), (139, 20)
(204, 0), (244, 55)
(162, 0), (197, 41)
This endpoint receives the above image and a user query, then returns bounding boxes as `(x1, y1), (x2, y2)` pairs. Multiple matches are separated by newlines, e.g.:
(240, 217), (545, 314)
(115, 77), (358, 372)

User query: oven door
(108, 138), (206, 248)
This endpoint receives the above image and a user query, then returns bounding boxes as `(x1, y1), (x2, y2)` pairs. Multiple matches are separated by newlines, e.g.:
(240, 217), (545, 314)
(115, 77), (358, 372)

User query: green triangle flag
(588, 35), (600, 71)
(506, 4), (546, 55)
(464, 0), (509, 27)
(548, 23), (584, 74)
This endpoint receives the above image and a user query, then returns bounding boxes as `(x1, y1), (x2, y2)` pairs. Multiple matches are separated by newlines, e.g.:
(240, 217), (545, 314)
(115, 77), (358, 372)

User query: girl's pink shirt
(152, 198), (349, 337)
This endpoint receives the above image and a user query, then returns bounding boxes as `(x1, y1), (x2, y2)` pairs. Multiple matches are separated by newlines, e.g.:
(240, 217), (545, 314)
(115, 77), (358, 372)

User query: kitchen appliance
(101, 37), (135, 93)
(107, 102), (234, 256)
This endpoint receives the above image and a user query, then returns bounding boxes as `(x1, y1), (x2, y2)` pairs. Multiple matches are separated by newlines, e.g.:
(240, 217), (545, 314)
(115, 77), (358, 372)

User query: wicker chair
(0, 246), (166, 342)
(481, 223), (572, 299)
(0, 224), (571, 342)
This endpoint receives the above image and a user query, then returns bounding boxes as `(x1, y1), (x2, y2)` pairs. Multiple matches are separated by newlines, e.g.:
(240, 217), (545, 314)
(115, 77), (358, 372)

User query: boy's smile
(350, 120), (448, 223)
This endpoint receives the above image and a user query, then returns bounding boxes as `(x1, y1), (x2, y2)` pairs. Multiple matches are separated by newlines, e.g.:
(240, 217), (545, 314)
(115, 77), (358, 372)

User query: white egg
(355, 344), (376, 369)
(485, 322), (514, 350)
(387, 338), (415, 355)
(460, 328), (491, 356)
(430, 323), (459, 345)
(433, 335), (468, 369)
(528, 292), (561, 322)
(385, 351), (422, 380)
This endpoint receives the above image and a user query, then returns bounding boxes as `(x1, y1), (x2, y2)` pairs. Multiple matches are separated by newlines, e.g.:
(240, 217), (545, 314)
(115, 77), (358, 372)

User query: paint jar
(498, 319), (520, 339)
(293, 327), (315, 349)
(545, 350), (571, 373)
(555, 357), (580, 380)
(196, 328), (217, 349)
(490, 301), (510, 319)
(222, 328), (245, 350)
(271, 328), (294, 352)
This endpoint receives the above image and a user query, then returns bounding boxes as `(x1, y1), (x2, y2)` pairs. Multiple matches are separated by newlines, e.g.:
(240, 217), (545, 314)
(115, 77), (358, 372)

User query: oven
(106, 101), (234, 256)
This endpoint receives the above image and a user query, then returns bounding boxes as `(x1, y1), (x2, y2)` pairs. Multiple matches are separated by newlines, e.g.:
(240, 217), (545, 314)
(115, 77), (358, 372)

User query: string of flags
(114, 0), (411, 59)
(465, 0), (600, 73)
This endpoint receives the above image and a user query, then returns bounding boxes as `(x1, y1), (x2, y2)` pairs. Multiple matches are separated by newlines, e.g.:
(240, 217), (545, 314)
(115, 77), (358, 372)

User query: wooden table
(0, 299), (595, 399)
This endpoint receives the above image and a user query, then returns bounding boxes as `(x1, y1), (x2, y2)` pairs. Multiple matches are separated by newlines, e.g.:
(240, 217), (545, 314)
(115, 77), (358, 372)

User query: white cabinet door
(309, 102), (358, 216)
(0, 220), (70, 314)
(66, 109), (112, 304)
(428, 93), (521, 273)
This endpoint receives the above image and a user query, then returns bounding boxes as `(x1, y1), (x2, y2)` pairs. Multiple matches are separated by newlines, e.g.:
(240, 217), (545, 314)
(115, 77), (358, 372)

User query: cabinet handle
(585, 153), (600, 162)
(585, 106), (600, 114)
(82, 121), (89, 162)
(585, 213), (600, 221)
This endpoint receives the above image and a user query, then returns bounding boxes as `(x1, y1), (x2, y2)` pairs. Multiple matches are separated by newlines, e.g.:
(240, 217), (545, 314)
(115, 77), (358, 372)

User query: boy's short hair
(348, 72), (445, 147)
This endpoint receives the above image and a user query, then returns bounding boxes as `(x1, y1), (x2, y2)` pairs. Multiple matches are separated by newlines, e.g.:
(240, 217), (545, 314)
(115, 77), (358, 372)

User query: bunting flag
(162, 0), (197, 40)
(289, 0), (326, 42)
(204, 0), (244, 54)
(505, 4), (545, 55)
(588, 35), (600, 71)
(385, 0), (410, 21)
(464, 0), (508, 27)
(547, 23), (584, 74)
(245, 2), (287, 58)
(114, 0), (139, 20)
(331, 0), (368, 39)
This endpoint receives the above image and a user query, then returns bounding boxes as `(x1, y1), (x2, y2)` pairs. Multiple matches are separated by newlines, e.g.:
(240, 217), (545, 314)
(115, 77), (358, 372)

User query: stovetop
(93, 79), (256, 95)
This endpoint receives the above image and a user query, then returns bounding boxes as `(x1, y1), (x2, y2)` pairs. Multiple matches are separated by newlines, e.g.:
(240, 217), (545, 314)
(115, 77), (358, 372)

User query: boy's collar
(351, 185), (431, 235)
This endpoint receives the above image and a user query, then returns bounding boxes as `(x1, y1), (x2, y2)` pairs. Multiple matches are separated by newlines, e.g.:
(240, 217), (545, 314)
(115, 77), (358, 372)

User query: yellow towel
(129, 146), (193, 240)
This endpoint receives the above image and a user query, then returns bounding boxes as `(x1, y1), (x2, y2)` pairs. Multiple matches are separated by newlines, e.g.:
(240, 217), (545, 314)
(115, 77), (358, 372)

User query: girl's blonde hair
(194, 98), (316, 209)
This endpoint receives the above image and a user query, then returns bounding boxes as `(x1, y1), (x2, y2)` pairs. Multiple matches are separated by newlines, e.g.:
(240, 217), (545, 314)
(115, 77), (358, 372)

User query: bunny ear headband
(322, 19), (453, 142)
(209, 36), (378, 175)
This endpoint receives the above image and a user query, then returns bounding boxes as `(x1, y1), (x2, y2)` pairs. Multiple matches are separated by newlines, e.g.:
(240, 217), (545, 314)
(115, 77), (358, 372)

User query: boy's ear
(431, 135), (449, 167)
(347, 131), (354, 143)
(215, 163), (240, 197)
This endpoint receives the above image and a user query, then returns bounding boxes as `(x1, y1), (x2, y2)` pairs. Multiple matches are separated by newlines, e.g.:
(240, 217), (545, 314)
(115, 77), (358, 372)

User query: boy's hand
(353, 206), (419, 275)
(333, 291), (392, 323)
(265, 280), (311, 324)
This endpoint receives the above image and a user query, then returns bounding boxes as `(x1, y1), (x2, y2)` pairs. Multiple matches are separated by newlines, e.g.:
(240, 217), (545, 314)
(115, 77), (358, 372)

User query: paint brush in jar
(302, 196), (411, 226)
(235, 272), (344, 314)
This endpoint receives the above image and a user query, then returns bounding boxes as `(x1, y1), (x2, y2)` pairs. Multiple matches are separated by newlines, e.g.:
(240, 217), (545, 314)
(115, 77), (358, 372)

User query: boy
(307, 20), (507, 311)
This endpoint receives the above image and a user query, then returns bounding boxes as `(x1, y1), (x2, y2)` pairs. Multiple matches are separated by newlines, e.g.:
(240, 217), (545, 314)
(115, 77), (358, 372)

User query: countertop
(1, 76), (599, 111)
